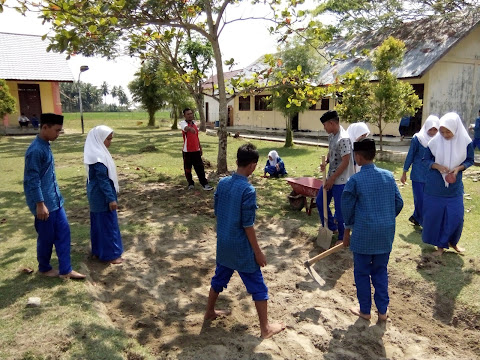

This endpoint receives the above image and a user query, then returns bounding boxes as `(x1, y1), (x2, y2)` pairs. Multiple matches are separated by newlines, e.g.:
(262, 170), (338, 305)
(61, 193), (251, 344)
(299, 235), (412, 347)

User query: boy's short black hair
(183, 108), (192, 115)
(237, 143), (259, 167)
(40, 113), (64, 126)
(353, 138), (376, 161)
(320, 110), (339, 123)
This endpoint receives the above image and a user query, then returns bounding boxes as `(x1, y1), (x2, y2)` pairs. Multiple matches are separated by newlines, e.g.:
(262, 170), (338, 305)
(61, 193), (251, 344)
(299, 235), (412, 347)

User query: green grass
(1, 113), (479, 359)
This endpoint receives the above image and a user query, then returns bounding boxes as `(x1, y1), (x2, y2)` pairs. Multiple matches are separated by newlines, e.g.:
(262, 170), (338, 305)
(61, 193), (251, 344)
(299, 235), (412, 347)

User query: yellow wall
(4, 80), (57, 126)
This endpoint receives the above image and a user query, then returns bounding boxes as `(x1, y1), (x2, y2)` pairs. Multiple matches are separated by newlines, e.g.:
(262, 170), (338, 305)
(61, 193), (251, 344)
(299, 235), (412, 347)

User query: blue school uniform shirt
(87, 163), (118, 213)
(24, 136), (64, 216)
(403, 136), (429, 183)
(214, 172), (259, 273)
(423, 143), (474, 197)
(341, 164), (403, 255)
(474, 117), (480, 139)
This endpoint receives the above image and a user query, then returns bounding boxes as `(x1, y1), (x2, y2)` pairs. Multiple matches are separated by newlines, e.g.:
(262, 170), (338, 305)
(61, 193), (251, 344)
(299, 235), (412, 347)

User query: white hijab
(347, 122), (370, 145)
(268, 150), (279, 166)
(84, 125), (119, 193)
(428, 112), (471, 187)
(416, 115), (439, 147)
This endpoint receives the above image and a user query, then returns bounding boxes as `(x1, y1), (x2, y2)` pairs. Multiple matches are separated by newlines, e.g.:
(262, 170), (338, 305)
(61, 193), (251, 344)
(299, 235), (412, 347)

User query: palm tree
(101, 81), (109, 105)
(117, 86), (129, 109)
(111, 85), (119, 105)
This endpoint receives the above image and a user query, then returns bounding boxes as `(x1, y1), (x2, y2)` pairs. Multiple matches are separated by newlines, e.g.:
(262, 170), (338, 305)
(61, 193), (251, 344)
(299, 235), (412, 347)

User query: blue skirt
(90, 210), (123, 261)
(422, 193), (463, 249)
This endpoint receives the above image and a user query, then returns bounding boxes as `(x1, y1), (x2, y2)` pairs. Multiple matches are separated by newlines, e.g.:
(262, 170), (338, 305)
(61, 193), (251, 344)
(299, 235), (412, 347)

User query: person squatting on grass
(84, 125), (124, 265)
(23, 113), (86, 280)
(422, 112), (474, 257)
(400, 115), (440, 227)
(263, 150), (287, 178)
(316, 110), (355, 246)
(204, 143), (285, 339)
(341, 138), (404, 321)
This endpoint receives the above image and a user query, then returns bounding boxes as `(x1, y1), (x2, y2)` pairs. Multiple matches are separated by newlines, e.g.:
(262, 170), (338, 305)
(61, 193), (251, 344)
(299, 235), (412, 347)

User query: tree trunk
(148, 109), (155, 127)
(208, 32), (228, 173)
(194, 91), (206, 132)
(378, 116), (383, 152)
(171, 104), (178, 130)
(284, 115), (294, 147)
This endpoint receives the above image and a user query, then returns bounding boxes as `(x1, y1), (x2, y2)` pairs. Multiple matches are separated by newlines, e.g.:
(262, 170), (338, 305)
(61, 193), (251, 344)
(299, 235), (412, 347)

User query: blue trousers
(411, 181), (425, 226)
(472, 138), (480, 151)
(353, 252), (390, 315)
(34, 207), (72, 275)
(211, 263), (269, 301)
(422, 193), (463, 249)
(316, 184), (345, 240)
(90, 210), (123, 262)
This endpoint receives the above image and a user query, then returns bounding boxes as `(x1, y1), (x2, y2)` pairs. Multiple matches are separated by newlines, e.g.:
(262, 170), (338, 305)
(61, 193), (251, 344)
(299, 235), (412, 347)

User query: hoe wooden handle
(304, 243), (345, 267)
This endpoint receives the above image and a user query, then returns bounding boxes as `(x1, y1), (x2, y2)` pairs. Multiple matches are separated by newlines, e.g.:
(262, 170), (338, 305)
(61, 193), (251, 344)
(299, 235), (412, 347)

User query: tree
(0, 79), (16, 118)
(116, 86), (129, 109)
(336, 37), (422, 151)
(269, 42), (325, 147)
(128, 61), (168, 127)
(110, 86), (119, 105)
(12, 0), (298, 174)
(101, 81), (109, 105)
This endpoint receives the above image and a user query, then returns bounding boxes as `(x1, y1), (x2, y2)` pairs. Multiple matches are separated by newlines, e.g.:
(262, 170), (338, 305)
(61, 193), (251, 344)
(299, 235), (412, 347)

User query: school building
(0, 32), (74, 134)
(212, 13), (480, 137)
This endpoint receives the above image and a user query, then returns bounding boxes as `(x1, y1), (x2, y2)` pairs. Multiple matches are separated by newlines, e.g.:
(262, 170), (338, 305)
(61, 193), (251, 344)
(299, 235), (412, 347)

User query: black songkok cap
(354, 138), (376, 151)
(320, 110), (338, 123)
(40, 113), (64, 125)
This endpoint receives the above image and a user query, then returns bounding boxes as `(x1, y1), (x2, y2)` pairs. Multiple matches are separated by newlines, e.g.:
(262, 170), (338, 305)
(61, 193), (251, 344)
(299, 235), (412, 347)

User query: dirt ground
(81, 176), (480, 360)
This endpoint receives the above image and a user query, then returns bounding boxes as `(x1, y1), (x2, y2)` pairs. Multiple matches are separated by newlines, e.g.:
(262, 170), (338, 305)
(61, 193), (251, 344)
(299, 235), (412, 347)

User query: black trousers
(183, 151), (208, 186)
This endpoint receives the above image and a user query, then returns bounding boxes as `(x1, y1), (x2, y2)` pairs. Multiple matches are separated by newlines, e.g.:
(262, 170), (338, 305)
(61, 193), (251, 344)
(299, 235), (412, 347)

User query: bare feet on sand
(378, 310), (388, 321)
(39, 269), (59, 277)
(204, 309), (231, 321)
(432, 248), (445, 257)
(350, 307), (371, 320)
(452, 245), (465, 254)
(109, 257), (123, 264)
(59, 270), (86, 280)
(261, 322), (286, 339)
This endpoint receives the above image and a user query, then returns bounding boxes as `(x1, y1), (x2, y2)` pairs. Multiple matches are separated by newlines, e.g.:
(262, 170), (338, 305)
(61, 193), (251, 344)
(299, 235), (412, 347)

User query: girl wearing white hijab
(422, 112), (474, 256)
(263, 150), (287, 177)
(84, 125), (123, 264)
(400, 115), (439, 227)
(346, 122), (370, 172)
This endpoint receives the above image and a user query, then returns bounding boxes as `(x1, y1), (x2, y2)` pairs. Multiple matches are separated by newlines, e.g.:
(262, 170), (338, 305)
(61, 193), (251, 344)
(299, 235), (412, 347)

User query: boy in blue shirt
(471, 109), (480, 150)
(204, 143), (285, 339)
(341, 139), (403, 321)
(24, 113), (86, 280)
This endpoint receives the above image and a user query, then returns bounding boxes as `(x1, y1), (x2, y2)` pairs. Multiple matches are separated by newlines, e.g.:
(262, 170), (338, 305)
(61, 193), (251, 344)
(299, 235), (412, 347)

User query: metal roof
(317, 12), (480, 84)
(0, 32), (74, 82)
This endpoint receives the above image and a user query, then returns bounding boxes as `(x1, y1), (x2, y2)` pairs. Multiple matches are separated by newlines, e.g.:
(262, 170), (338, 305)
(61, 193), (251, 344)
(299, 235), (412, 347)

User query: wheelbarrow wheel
(288, 190), (305, 211)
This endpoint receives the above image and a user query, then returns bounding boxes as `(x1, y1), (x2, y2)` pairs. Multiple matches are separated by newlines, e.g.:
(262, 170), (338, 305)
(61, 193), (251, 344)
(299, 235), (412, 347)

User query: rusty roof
(0, 32), (74, 82)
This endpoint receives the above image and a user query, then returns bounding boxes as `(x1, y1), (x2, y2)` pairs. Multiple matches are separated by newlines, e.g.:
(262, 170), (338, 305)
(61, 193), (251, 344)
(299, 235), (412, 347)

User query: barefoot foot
(59, 270), (86, 280)
(432, 248), (444, 257)
(109, 257), (123, 264)
(204, 309), (231, 321)
(378, 310), (389, 321)
(334, 240), (343, 246)
(452, 245), (465, 254)
(39, 269), (59, 277)
(261, 322), (286, 339)
(350, 307), (371, 320)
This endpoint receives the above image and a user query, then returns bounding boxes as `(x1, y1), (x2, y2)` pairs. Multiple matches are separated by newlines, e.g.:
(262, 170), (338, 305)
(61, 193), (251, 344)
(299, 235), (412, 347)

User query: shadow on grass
(399, 231), (473, 324)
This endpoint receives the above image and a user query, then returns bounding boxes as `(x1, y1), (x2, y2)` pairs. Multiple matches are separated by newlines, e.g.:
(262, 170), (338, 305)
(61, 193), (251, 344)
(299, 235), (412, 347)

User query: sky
(0, 1), (293, 99)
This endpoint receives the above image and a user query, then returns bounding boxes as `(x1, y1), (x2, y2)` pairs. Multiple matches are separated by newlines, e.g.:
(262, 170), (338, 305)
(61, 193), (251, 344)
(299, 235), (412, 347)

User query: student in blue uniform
(342, 138), (403, 321)
(471, 109), (480, 150)
(263, 150), (287, 177)
(24, 113), (86, 279)
(422, 112), (474, 256)
(317, 110), (355, 245)
(346, 122), (370, 173)
(84, 125), (123, 264)
(400, 115), (439, 226)
(204, 143), (285, 339)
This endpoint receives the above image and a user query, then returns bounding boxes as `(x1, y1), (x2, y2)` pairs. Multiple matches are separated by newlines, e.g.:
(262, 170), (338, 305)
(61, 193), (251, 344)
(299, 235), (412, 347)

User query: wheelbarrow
(285, 177), (323, 215)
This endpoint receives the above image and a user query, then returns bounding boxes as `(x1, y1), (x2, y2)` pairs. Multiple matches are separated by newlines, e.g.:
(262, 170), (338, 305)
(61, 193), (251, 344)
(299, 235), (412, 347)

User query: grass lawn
(0, 112), (479, 359)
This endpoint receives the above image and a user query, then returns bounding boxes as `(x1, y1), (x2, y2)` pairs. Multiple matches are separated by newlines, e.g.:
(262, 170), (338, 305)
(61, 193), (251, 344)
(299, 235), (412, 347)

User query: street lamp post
(78, 65), (89, 134)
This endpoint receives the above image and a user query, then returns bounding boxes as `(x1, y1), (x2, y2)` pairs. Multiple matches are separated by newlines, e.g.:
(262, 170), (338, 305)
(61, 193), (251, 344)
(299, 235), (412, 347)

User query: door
(18, 84), (42, 119)
(205, 102), (209, 122)
(409, 84), (424, 136)
(292, 113), (299, 131)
